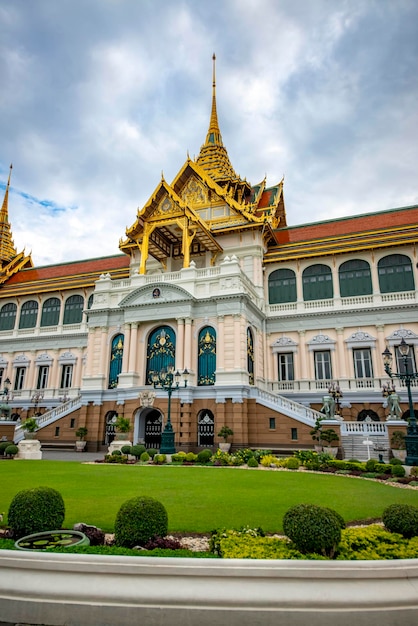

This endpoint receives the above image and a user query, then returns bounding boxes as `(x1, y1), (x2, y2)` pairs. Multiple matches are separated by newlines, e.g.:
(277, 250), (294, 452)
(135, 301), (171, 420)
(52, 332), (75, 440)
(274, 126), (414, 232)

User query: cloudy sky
(1, 0), (417, 266)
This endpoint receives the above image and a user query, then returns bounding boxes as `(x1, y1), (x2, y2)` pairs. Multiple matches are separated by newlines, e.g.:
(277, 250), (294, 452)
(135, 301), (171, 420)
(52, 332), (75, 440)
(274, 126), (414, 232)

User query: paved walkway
(42, 450), (104, 462)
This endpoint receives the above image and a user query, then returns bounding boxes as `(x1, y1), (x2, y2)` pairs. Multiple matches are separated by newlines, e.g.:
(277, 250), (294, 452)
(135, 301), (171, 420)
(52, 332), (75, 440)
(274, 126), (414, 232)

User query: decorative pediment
(386, 328), (418, 346)
(307, 334), (336, 351)
(271, 336), (298, 353)
(345, 330), (376, 349)
(119, 284), (195, 308)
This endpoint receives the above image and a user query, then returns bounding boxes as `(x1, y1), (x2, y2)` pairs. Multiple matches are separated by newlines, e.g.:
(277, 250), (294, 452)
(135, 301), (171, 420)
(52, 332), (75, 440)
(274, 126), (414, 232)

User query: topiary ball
(283, 504), (342, 557)
(120, 445), (132, 455)
(285, 457), (300, 470)
(382, 504), (418, 538)
(0, 441), (11, 456)
(130, 445), (146, 459)
(197, 449), (212, 463)
(114, 496), (168, 548)
(140, 451), (150, 462)
(391, 464), (406, 477)
(5, 444), (18, 457)
(8, 486), (65, 538)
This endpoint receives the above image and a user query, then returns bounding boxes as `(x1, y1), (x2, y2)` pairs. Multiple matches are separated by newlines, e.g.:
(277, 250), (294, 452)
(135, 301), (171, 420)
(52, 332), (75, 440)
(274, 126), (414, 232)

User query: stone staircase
(340, 422), (390, 462)
(14, 396), (83, 443)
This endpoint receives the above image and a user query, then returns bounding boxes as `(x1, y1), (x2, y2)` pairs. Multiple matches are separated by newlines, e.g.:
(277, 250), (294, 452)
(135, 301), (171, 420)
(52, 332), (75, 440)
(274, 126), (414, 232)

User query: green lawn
(1, 461), (417, 533)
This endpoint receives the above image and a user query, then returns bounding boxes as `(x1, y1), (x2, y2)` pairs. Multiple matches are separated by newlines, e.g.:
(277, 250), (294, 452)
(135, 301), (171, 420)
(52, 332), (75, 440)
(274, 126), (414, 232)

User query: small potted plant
(217, 425), (233, 452)
(21, 417), (38, 439)
(75, 426), (88, 452)
(320, 428), (339, 457)
(390, 430), (406, 462)
(115, 415), (131, 440)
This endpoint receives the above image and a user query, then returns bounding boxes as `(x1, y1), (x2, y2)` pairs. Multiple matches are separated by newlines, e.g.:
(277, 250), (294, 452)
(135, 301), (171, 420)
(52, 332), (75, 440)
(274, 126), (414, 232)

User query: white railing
(14, 396), (82, 443)
(254, 388), (322, 426)
(341, 421), (388, 435)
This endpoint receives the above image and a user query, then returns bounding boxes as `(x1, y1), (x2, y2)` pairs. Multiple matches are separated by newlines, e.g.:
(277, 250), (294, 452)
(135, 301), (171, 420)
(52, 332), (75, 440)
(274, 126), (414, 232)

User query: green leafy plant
(0, 441), (11, 456)
(217, 425), (234, 441)
(320, 429), (339, 445)
(382, 504), (418, 538)
(310, 417), (324, 443)
(147, 448), (158, 459)
(130, 445), (146, 459)
(115, 415), (131, 434)
(391, 464), (406, 477)
(247, 456), (259, 468)
(120, 445), (132, 455)
(390, 430), (406, 450)
(284, 457), (300, 470)
(21, 417), (38, 433)
(114, 496), (168, 548)
(140, 451), (150, 462)
(283, 504), (342, 557)
(153, 453), (166, 465)
(75, 427), (88, 441)
(4, 444), (18, 457)
(197, 449), (212, 464)
(8, 486), (65, 539)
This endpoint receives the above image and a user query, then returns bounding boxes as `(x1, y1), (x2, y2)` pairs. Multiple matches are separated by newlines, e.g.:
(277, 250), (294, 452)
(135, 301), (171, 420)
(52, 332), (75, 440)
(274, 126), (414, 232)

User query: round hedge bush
(114, 496), (168, 548)
(247, 456), (259, 468)
(283, 504), (342, 557)
(130, 445), (146, 459)
(8, 486), (65, 538)
(382, 504), (418, 538)
(147, 448), (158, 459)
(285, 457), (300, 470)
(0, 441), (11, 455)
(197, 449), (212, 463)
(140, 451), (150, 462)
(391, 464), (406, 477)
(5, 444), (18, 457)
(120, 445), (132, 455)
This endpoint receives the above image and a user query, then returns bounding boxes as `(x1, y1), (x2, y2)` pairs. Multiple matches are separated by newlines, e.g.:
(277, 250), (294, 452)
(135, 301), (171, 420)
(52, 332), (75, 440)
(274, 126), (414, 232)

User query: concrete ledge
(0, 550), (418, 625)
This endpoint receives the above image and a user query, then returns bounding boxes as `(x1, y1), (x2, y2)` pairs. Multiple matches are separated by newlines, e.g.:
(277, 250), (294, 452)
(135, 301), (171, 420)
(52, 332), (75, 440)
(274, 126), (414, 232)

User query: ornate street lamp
(31, 391), (44, 416)
(151, 366), (189, 454)
(382, 338), (418, 465)
(328, 382), (343, 416)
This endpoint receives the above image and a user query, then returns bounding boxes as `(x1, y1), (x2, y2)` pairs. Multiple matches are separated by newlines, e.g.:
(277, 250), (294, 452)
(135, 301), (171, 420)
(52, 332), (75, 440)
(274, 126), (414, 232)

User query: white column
(99, 328), (108, 376)
(176, 319), (185, 371)
(298, 330), (307, 379)
(128, 323), (138, 372)
(217, 316), (225, 370)
(121, 323), (131, 373)
(234, 315), (241, 369)
(336, 327), (347, 379)
(184, 318), (192, 371)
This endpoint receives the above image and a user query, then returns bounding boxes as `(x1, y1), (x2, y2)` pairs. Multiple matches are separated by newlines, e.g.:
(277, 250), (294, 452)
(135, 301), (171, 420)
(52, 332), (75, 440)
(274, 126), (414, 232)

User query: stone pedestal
(108, 440), (132, 455)
(17, 439), (42, 460)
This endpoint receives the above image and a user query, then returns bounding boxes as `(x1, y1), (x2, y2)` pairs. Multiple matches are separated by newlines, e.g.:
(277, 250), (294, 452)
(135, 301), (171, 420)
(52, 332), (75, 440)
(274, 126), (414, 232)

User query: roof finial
(1, 164), (13, 222)
(206, 52), (221, 146)
(0, 162), (18, 266)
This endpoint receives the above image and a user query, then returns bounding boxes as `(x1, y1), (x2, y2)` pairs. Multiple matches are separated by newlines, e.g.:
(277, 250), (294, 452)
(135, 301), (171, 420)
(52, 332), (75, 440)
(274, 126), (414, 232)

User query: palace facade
(1, 59), (417, 457)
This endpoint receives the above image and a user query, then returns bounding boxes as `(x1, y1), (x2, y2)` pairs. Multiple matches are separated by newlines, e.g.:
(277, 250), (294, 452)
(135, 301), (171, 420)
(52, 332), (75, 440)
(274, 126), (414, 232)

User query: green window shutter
(19, 300), (38, 329)
(303, 265), (333, 301)
(63, 295), (84, 324)
(0, 303), (17, 331)
(378, 254), (415, 293)
(339, 260), (372, 297)
(41, 298), (61, 327)
(268, 269), (297, 304)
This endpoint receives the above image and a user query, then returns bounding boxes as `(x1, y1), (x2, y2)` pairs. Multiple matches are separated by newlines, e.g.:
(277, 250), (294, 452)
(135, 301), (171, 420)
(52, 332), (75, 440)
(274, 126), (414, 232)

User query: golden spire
(0, 164), (18, 267)
(196, 54), (238, 184)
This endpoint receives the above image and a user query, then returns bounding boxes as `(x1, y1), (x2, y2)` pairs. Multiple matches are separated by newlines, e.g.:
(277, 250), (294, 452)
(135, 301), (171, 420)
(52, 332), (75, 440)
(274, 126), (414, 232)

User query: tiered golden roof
(0, 164), (18, 267)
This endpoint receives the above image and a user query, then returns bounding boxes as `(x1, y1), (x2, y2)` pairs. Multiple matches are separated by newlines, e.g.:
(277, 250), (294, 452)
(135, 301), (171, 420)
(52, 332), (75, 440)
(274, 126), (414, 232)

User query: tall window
(0, 303), (17, 331)
(278, 353), (294, 381)
(396, 345), (416, 375)
(108, 333), (124, 389)
(197, 326), (216, 385)
(339, 260), (372, 297)
(63, 295), (84, 325)
(37, 366), (49, 389)
(314, 351), (332, 380)
(268, 269), (297, 304)
(353, 349), (373, 378)
(247, 327), (254, 385)
(14, 367), (26, 391)
(60, 364), (73, 389)
(378, 254), (414, 293)
(19, 300), (38, 329)
(302, 265), (333, 301)
(146, 326), (176, 385)
(40, 298), (61, 327)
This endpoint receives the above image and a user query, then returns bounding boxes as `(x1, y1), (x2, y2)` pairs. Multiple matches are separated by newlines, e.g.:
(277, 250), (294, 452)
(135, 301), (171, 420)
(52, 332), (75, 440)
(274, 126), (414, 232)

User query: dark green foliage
(324, 507), (346, 529)
(285, 457), (300, 470)
(112, 449), (122, 456)
(0, 441), (11, 455)
(130, 445), (146, 459)
(382, 504), (418, 538)
(5, 444), (18, 457)
(197, 449), (213, 463)
(391, 464), (406, 477)
(8, 486), (65, 539)
(365, 459), (377, 472)
(147, 448), (158, 459)
(114, 496), (168, 548)
(121, 445), (132, 455)
(283, 504), (342, 557)
(247, 456), (259, 468)
(389, 457), (403, 466)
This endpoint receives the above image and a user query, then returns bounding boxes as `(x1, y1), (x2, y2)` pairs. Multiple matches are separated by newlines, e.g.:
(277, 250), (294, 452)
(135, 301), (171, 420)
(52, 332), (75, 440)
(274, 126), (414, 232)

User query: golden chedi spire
(196, 54), (239, 184)
(0, 164), (18, 268)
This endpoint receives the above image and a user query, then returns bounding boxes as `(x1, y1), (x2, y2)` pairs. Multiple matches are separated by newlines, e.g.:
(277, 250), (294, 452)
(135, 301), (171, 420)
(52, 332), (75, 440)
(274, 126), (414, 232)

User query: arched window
(247, 327), (254, 385)
(197, 326), (216, 385)
(268, 269), (297, 304)
(0, 303), (17, 331)
(378, 254), (415, 293)
(40, 297), (61, 327)
(146, 326), (176, 385)
(19, 300), (38, 329)
(302, 264), (333, 301)
(63, 295), (84, 325)
(339, 260), (372, 297)
(108, 334), (124, 389)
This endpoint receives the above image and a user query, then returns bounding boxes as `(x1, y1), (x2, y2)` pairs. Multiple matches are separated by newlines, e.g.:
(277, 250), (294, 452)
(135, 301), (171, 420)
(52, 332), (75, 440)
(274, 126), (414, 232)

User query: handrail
(14, 396), (82, 443)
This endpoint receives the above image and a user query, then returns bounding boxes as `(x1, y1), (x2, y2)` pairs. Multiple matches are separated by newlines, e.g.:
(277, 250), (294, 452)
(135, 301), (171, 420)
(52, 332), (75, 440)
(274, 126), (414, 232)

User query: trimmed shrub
(5, 445), (18, 457)
(147, 448), (158, 459)
(140, 451), (150, 462)
(0, 441), (11, 456)
(365, 459), (377, 472)
(130, 445), (146, 459)
(171, 452), (186, 462)
(283, 504), (342, 557)
(324, 507), (346, 529)
(121, 445), (132, 455)
(247, 456), (259, 468)
(153, 454), (166, 465)
(285, 457), (300, 470)
(8, 486), (65, 539)
(409, 466), (418, 477)
(389, 457), (403, 466)
(185, 452), (198, 463)
(197, 449), (212, 463)
(391, 464), (406, 477)
(112, 449), (122, 456)
(382, 504), (418, 538)
(114, 496), (168, 548)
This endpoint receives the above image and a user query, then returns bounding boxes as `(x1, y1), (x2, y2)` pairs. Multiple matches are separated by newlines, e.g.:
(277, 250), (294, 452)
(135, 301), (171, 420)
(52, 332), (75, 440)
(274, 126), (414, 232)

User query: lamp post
(31, 391), (44, 417)
(328, 382), (343, 416)
(151, 365), (189, 454)
(382, 338), (418, 465)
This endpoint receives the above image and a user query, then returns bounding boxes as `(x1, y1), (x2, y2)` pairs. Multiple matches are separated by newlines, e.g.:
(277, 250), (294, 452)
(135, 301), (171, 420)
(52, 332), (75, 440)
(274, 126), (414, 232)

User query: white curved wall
(0, 550), (417, 626)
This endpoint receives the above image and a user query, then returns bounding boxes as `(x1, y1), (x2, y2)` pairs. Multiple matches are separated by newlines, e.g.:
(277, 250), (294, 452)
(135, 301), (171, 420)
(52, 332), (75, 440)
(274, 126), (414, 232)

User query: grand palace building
(0, 58), (417, 458)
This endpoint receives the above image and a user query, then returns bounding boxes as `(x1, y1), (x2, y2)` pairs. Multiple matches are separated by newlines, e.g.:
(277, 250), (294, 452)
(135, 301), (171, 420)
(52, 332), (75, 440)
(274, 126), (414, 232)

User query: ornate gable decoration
(271, 336), (298, 353)
(119, 284), (195, 308)
(345, 330), (376, 349)
(386, 328), (418, 346)
(307, 334), (336, 351)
